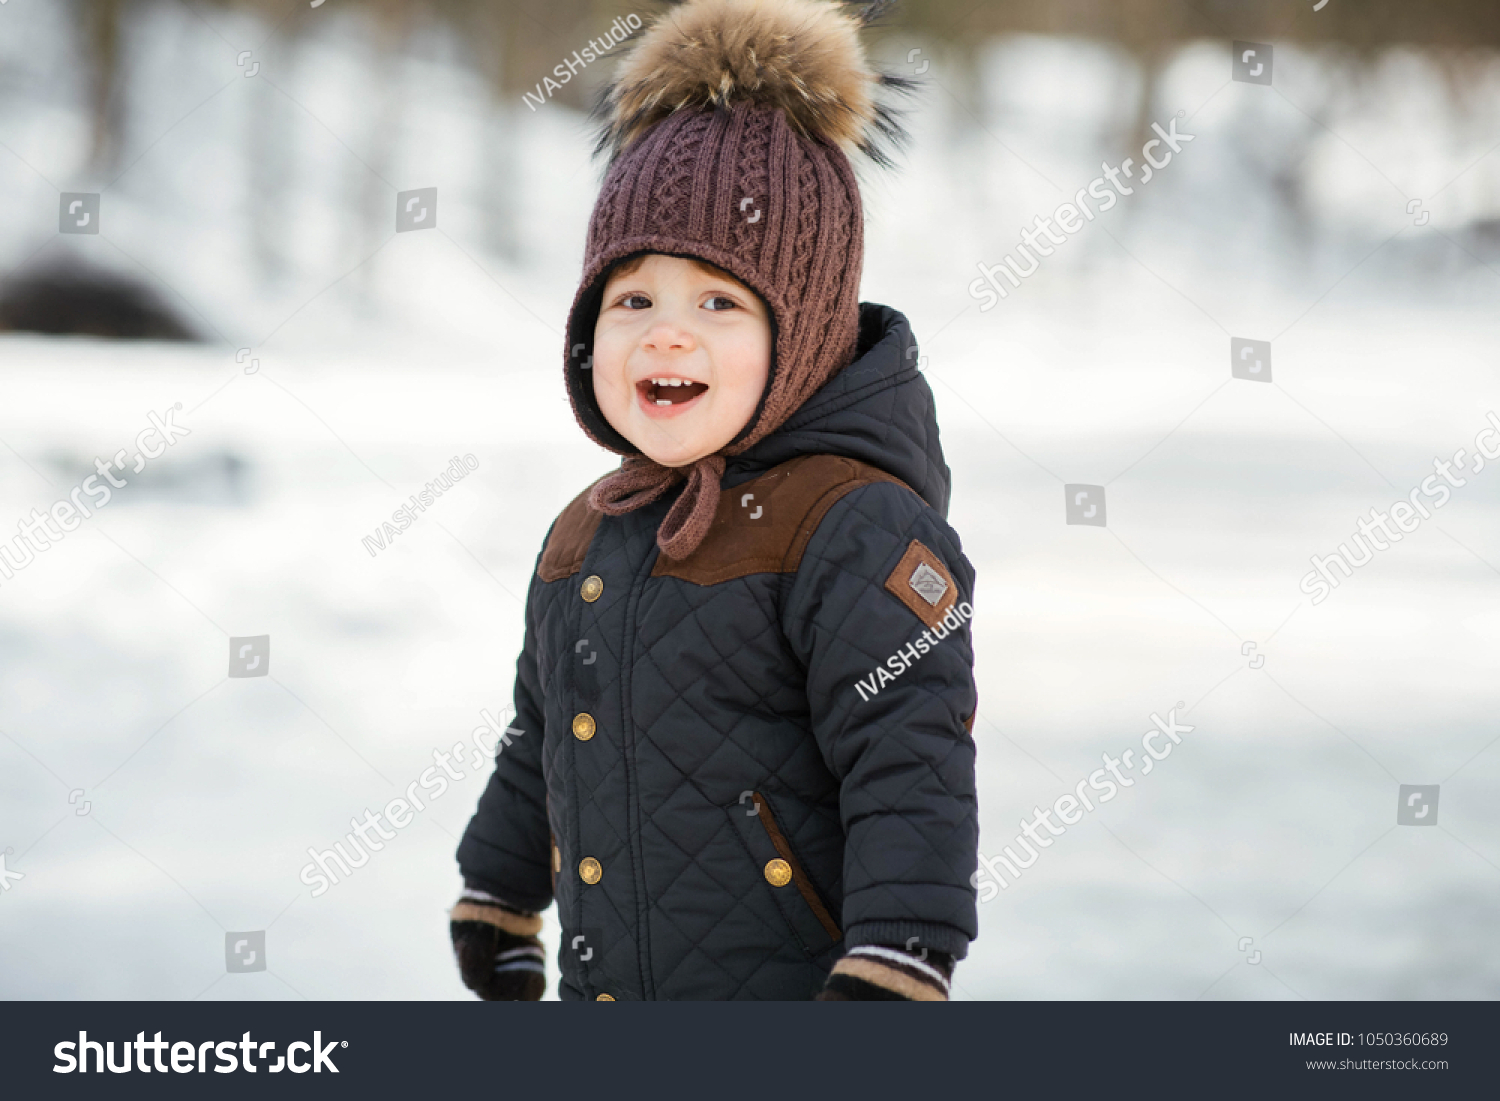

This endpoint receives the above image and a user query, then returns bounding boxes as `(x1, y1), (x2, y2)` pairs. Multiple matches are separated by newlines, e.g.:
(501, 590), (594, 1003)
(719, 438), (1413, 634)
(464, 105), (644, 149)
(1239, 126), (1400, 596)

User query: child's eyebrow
(698, 278), (755, 297)
(605, 279), (752, 298)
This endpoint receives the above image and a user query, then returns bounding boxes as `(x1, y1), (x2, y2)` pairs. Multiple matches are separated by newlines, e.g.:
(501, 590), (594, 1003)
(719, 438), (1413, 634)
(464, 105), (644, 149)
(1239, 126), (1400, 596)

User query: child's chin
(634, 430), (716, 469)
(616, 410), (744, 468)
(639, 445), (708, 469)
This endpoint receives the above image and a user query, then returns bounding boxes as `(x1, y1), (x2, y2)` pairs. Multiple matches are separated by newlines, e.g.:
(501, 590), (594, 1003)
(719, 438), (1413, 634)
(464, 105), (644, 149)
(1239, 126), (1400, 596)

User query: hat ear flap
(565, 261), (639, 456)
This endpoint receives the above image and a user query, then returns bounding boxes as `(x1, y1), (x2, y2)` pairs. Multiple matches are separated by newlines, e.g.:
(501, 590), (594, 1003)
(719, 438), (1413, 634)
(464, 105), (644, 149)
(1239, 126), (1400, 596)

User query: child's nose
(642, 322), (695, 353)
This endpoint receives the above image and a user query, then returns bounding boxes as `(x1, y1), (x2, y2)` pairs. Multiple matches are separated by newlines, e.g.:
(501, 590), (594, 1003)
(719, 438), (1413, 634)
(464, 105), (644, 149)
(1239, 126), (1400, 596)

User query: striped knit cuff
(451, 888), (543, 937)
(830, 945), (952, 1001)
(493, 941), (546, 978)
(460, 884), (537, 915)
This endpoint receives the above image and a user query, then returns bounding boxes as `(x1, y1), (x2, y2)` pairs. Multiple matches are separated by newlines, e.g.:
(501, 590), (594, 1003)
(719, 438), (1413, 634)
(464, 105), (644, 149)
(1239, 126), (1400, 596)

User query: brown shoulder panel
(652, 454), (918, 585)
(537, 487), (604, 582)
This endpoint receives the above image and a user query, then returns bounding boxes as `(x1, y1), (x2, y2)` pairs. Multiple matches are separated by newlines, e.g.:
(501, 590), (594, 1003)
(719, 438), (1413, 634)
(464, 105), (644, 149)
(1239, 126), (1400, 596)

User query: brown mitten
(449, 887), (545, 1001)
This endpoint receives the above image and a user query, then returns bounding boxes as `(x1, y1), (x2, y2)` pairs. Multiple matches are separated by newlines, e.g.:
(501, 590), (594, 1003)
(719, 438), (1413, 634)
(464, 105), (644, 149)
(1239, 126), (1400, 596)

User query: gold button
(596, 993), (615, 1001)
(579, 857), (602, 885)
(572, 713), (596, 741)
(764, 858), (792, 887)
(580, 575), (603, 602)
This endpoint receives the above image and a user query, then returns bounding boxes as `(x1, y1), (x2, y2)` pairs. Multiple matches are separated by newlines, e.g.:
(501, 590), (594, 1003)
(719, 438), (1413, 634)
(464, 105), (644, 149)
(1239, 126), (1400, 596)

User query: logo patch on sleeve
(884, 540), (959, 629)
(908, 561), (948, 606)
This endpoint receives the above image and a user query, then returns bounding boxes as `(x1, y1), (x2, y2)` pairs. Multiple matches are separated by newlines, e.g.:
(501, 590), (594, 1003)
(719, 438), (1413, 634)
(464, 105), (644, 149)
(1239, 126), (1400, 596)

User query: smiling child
(451, 0), (979, 1001)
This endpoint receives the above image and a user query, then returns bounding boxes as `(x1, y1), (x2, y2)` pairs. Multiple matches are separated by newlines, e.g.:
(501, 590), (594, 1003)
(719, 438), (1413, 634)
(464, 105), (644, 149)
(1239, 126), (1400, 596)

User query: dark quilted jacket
(457, 303), (979, 1000)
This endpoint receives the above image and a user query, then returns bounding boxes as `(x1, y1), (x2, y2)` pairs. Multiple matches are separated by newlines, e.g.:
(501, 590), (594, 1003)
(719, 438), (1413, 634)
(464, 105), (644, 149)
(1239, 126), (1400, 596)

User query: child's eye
(703, 295), (738, 311)
(621, 294), (652, 310)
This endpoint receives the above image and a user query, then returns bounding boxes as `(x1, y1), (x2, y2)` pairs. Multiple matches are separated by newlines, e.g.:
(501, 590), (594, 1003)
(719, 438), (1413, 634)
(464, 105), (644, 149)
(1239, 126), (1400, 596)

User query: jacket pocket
(725, 792), (841, 956)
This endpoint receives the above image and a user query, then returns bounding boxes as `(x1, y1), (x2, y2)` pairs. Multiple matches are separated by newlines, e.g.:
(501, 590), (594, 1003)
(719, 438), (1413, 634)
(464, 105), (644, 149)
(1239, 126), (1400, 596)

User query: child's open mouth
(636, 376), (708, 416)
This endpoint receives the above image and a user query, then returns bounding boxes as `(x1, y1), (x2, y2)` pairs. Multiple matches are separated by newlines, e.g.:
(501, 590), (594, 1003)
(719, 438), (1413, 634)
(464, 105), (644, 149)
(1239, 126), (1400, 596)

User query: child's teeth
(655, 399), (671, 406)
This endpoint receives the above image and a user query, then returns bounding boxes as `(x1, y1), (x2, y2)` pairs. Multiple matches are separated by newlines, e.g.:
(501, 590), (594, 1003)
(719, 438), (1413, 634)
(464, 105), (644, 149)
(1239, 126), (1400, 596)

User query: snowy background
(1, 0), (1498, 1001)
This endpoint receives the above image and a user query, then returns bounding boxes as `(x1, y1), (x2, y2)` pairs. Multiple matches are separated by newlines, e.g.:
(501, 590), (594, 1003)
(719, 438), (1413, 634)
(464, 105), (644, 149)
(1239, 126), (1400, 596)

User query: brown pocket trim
(749, 792), (841, 942)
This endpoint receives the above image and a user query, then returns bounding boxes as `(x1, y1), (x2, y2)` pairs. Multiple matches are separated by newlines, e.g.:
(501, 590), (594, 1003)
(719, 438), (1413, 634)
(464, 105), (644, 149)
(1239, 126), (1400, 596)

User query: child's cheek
(590, 338), (632, 433)
(589, 366), (616, 425)
(722, 346), (771, 437)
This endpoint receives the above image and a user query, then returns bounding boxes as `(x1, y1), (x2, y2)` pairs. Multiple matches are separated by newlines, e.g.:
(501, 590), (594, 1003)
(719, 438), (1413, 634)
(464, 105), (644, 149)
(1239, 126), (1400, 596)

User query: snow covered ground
(1, 2), (1498, 1000)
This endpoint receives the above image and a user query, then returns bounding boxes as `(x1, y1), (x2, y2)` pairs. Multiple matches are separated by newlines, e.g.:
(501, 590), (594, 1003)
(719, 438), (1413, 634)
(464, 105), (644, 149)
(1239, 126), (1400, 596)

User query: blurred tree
(82, 0), (126, 172)
(76, 0), (1500, 169)
(64, 0), (1500, 279)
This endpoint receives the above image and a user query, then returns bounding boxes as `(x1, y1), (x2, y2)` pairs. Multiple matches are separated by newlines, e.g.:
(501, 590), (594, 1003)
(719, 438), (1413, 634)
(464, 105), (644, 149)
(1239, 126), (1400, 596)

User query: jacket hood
(724, 302), (952, 518)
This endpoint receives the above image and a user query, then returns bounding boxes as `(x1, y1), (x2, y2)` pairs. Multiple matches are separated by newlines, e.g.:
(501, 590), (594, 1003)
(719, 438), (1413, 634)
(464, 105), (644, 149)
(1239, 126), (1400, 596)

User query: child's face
(592, 254), (771, 468)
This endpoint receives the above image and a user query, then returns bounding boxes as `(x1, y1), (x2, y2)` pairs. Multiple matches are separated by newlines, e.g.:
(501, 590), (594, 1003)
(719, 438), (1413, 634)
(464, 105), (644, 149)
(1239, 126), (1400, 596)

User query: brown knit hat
(564, 0), (910, 559)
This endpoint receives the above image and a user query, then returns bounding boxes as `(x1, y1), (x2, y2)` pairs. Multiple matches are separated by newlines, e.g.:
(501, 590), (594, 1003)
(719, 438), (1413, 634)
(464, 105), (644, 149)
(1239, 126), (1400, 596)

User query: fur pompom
(593, 0), (911, 165)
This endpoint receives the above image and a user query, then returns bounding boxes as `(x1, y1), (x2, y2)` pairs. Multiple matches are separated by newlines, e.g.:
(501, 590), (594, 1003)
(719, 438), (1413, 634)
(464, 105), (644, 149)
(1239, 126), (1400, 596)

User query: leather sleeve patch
(537, 487), (603, 582)
(884, 539), (958, 630)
